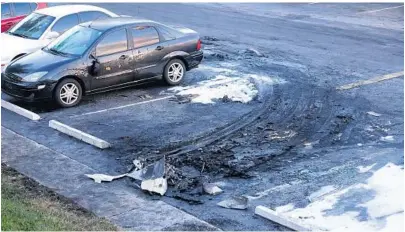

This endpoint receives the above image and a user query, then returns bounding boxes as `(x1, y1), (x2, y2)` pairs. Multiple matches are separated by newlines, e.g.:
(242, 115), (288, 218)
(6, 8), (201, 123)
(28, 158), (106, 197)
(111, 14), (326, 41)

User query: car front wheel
(54, 78), (82, 108)
(163, 59), (186, 85)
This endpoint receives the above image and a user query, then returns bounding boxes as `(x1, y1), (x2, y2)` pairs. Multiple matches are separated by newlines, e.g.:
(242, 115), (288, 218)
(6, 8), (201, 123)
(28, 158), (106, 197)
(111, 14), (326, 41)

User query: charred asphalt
(1, 3), (404, 231)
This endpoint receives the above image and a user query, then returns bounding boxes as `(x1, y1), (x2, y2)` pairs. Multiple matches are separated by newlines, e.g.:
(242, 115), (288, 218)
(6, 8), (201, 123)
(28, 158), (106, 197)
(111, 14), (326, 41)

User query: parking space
(57, 94), (256, 150)
(2, 81), (168, 117)
(2, 75), (260, 162)
(1, 2), (403, 231)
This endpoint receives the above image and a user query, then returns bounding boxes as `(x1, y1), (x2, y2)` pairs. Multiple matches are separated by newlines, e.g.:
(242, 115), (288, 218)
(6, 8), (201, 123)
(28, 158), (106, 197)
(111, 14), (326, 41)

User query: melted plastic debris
(141, 177), (168, 196)
(85, 173), (126, 183)
(217, 196), (249, 210)
(203, 183), (224, 195)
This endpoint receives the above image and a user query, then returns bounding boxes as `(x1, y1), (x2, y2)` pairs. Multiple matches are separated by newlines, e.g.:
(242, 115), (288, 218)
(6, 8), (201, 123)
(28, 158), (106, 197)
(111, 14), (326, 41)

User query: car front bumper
(1, 74), (55, 102)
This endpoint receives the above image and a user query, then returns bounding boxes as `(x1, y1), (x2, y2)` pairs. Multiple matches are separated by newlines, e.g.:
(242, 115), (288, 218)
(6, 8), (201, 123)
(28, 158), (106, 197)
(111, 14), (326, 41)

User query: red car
(1, 2), (47, 32)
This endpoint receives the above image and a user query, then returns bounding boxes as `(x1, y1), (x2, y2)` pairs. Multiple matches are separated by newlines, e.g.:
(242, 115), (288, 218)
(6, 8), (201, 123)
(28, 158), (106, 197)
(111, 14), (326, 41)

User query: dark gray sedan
(2, 17), (203, 107)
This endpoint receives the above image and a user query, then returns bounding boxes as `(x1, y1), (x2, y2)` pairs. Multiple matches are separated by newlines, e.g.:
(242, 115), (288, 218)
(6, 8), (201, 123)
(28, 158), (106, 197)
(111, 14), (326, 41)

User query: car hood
(1, 33), (47, 63)
(5, 49), (76, 78)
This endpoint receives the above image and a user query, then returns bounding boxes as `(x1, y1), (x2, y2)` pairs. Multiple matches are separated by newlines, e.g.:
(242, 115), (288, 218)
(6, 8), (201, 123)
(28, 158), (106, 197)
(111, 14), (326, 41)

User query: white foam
(280, 163), (404, 231)
(169, 75), (258, 104)
(359, 163), (404, 219)
(380, 136), (394, 142)
(168, 63), (285, 104)
(357, 163), (376, 173)
(275, 203), (295, 213)
(308, 185), (336, 202)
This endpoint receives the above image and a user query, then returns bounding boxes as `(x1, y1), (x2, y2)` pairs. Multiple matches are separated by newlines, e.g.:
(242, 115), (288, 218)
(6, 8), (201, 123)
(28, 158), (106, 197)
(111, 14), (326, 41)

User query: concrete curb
(255, 205), (309, 231)
(49, 120), (111, 149)
(1, 99), (40, 121)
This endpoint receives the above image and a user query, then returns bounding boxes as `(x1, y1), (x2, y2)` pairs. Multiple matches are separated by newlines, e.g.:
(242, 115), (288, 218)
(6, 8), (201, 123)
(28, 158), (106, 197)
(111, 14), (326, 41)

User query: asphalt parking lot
(2, 3), (404, 231)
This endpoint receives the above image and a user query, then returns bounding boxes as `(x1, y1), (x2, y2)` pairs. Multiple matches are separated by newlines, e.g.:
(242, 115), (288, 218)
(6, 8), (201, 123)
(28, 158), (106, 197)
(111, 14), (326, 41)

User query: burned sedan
(1, 17), (203, 107)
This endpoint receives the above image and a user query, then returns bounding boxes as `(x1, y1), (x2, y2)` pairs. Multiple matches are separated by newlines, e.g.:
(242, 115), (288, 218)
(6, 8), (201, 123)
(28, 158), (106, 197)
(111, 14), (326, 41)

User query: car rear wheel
(54, 78), (82, 108)
(163, 59), (185, 85)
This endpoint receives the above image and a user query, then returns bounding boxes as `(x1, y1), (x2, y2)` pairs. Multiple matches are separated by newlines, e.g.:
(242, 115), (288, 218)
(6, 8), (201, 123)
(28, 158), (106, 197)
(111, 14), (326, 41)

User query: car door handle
(119, 55), (128, 60)
(156, 46), (164, 51)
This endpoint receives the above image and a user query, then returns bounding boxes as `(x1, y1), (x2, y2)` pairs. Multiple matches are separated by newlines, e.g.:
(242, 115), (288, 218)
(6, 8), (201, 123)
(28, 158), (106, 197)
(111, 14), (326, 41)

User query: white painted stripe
(308, 2), (318, 4)
(336, 71), (404, 90)
(255, 206), (309, 231)
(1, 99), (40, 121)
(49, 120), (111, 149)
(70, 96), (172, 118)
(358, 5), (404, 14)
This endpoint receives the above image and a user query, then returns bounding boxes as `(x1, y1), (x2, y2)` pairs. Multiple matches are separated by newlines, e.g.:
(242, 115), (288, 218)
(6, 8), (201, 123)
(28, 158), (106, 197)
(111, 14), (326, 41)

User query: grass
(1, 163), (118, 231)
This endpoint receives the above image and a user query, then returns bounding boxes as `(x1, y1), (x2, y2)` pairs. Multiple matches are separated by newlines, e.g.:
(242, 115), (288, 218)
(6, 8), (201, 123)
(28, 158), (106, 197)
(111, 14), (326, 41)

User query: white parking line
(358, 5), (404, 14)
(70, 96), (173, 118)
(49, 120), (111, 149)
(336, 71), (404, 90)
(1, 99), (41, 121)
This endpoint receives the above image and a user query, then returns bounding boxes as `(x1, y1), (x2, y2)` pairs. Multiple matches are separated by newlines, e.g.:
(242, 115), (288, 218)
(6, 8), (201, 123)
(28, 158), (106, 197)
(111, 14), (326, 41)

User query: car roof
(35, 4), (116, 18)
(81, 17), (156, 31)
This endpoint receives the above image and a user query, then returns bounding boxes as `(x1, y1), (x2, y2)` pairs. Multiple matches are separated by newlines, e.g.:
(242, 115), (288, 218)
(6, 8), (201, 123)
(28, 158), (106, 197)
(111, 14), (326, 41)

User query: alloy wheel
(168, 63), (184, 82)
(59, 83), (79, 105)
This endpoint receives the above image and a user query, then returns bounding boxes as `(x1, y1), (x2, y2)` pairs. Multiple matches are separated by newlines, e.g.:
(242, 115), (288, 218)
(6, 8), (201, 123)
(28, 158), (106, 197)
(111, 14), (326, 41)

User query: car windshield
(45, 25), (102, 57)
(8, 13), (55, 40)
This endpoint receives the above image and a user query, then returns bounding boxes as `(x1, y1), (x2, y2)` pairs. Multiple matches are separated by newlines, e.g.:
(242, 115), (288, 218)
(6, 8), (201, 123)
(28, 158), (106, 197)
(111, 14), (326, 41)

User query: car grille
(4, 72), (22, 82)
(2, 80), (25, 97)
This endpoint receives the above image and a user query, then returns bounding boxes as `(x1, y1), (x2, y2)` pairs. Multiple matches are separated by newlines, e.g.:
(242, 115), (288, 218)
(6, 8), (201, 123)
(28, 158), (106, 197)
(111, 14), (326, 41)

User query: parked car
(1, 17), (203, 107)
(1, 2), (47, 32)
(1, 5), (119, 72)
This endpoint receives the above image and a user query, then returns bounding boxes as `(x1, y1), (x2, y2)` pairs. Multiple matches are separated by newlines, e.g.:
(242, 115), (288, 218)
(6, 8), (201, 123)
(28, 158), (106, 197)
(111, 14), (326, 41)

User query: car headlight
(23, 72), (48, 82)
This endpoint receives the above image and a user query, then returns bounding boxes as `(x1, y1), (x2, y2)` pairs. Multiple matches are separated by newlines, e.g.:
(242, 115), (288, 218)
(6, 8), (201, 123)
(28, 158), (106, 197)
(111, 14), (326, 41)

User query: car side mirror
(89, 53), (100, 75)
(45, 31), (60, 40)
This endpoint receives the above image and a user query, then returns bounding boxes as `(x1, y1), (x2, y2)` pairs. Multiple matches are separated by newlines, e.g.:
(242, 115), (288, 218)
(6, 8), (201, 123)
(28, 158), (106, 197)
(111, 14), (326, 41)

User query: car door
(91, 28), (134, 90)
(1, 3), (15, 32)
(131, 26), (166, 80)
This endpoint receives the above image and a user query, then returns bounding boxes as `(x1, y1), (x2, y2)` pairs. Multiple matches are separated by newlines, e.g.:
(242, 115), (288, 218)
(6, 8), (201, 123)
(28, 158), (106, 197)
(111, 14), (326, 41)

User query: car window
(132, 26), (160, 49)
(79, 11), (110, 23)
(1, 3), (12, 19)
(30, 3), (37, 11)
(51, 14), (79, 34)
(96, 29), (128, 56)
(8, 13), (55, 40)
(13, 3), (32, 16)
(46, 25), (102, 56)
(158, 26), (176, 41)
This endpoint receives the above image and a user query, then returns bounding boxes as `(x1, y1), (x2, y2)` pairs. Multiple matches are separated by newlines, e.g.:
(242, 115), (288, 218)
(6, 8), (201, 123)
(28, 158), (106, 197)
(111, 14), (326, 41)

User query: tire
(54, 78), (83, 108)
(163, 59), (186, 86)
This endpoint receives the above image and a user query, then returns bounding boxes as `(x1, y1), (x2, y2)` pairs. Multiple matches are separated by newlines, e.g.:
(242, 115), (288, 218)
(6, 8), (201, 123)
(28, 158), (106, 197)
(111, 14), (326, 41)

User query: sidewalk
(1, 127), (219, 231)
